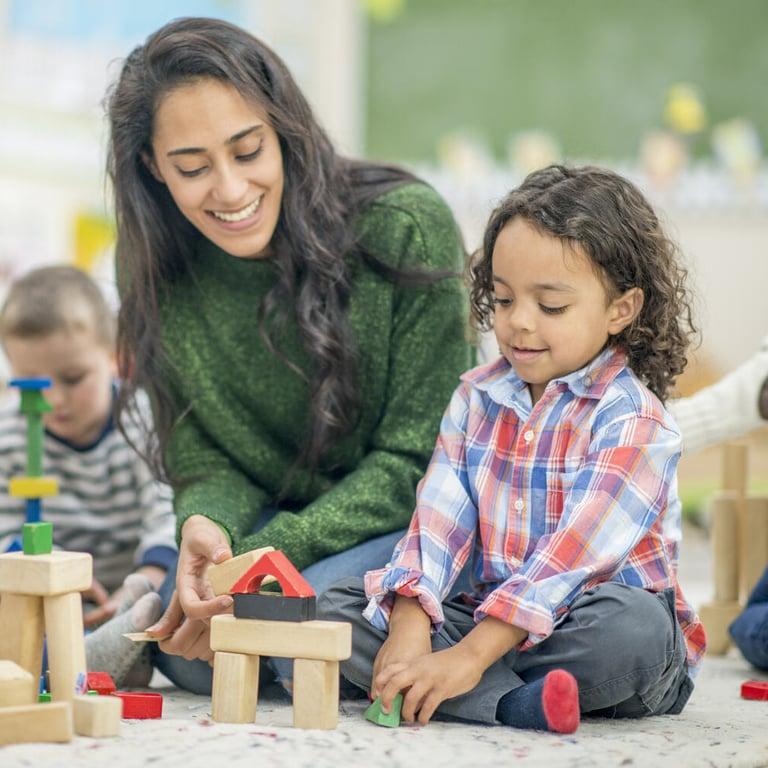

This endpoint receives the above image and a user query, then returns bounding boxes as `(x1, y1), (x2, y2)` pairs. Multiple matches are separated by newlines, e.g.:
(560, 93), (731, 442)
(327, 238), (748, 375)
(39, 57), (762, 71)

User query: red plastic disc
(113, 691), (163, 718)
(741, 680), (768, 701)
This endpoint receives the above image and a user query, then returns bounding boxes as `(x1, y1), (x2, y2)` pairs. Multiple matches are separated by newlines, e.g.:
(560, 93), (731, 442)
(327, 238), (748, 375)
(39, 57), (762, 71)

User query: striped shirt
(364, 347), (706, 672)
(0, 387), (176, 592)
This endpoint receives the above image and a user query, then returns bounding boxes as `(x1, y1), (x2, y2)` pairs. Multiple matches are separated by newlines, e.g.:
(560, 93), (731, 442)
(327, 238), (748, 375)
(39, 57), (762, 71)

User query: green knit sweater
(160, 182), (473, 569)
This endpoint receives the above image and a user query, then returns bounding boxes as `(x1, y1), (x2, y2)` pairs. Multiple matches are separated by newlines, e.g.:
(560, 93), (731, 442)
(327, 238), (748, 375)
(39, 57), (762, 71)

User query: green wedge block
(364, 693), (403, 728)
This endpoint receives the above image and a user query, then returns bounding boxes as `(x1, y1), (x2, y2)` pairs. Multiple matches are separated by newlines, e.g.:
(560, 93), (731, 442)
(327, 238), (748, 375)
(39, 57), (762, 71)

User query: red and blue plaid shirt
(364, 347), (706, 672)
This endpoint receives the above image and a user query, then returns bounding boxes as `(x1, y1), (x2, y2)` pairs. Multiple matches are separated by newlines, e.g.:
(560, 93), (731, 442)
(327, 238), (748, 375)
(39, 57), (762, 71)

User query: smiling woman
(106, 17), (472, 694)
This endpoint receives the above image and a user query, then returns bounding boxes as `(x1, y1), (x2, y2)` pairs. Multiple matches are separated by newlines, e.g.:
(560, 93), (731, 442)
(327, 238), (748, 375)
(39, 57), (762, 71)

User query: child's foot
(496, 669), (580, 734)
(118, 573), (156, 613)
(84, 592), (163, 688)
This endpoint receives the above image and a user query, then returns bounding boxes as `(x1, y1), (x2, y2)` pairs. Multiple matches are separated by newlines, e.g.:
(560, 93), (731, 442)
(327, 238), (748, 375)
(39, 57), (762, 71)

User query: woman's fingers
(147, 590), (184, 637)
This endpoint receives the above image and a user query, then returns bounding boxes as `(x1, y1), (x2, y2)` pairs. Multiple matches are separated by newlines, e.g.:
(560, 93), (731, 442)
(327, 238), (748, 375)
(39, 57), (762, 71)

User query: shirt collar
(469, 346), (628, 407)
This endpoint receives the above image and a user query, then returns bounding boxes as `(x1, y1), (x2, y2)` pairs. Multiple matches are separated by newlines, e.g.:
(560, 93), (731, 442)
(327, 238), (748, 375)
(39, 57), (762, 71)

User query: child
(319, 165), (706, 733)
(0, 265), (177, 685)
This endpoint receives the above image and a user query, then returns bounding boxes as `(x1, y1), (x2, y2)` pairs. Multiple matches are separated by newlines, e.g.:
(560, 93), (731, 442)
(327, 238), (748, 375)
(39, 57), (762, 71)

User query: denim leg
(730, 604), (768, 670)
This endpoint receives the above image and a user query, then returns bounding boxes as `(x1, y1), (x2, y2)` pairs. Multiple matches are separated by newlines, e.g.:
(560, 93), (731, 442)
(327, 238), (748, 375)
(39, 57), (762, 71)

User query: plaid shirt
(364, 347), (706, 672)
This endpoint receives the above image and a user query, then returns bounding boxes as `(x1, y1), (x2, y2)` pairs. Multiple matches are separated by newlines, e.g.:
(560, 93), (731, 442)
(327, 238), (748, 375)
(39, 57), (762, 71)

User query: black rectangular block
(233, 592), (317, 622)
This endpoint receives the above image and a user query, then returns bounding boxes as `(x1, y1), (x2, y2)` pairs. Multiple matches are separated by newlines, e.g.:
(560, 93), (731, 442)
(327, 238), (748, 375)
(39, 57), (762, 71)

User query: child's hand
(377, 644), (484, 725)
(82, 578), (117, 627)
(371, 627), (432, 701)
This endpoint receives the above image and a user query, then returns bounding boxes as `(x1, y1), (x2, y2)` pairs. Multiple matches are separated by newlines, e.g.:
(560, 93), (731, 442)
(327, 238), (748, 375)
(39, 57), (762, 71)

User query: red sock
(541, 669), (580, 734)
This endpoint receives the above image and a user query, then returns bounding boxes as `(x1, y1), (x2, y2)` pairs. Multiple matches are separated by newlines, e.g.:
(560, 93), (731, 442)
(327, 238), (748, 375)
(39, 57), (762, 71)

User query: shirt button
(523, 430), (535, 443)
(514, 499), (524, 511)
(583, 376), (593, 387)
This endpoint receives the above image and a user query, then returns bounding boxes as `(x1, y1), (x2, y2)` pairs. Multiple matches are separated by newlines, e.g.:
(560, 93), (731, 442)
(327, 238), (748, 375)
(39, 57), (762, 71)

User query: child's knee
(316, 576), (367, 623)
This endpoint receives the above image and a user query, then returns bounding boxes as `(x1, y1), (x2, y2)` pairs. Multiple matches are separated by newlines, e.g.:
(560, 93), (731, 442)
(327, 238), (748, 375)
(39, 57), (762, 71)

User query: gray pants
(318, 579), (694, 724)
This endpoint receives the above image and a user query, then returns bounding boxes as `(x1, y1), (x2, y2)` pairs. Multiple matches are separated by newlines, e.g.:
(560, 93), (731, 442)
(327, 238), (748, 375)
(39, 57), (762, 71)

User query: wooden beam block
(211, 615), (351, 661)
(710, 492), (739, 603)
(293, 659), (339, 729)
(0, 660), (36, 707)
(206, 547), (276, 595)
(73, 694), (122, 737)
(0, 592), (45, 677)
(211, 651), (259, 723)
(699, 601), (742, 655)
(44, 591), (87, 702)
(0, 702), (72, 745)
(0, 551), (92, 595)
(721, 443), (748, 496)
(234, 593), (316, 622)
(742, 496), (768, 602)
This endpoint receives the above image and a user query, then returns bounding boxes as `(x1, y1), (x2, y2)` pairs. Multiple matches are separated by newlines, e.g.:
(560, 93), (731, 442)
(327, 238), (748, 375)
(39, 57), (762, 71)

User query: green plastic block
(22, 522), (53, 555)
(19, 389), (53, 416)
(38, 692), (52, 703)
(364, 693), (403, 728)
(87, 690), (100, 696)
(26, 413), (44, 476)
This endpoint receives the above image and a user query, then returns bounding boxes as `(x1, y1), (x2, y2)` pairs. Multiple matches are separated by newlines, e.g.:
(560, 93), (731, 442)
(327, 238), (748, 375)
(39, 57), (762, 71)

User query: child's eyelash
(540, 304), (568, 315)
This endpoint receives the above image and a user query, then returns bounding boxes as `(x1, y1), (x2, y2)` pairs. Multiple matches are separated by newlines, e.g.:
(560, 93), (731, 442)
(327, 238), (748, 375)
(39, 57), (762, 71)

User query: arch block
(229, 550), (315, 598)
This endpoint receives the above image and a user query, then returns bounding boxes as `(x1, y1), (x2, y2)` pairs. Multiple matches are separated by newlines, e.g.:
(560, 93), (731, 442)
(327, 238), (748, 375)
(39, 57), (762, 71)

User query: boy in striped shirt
(320, 166), (706, 733)
(0, 266), (176, 685)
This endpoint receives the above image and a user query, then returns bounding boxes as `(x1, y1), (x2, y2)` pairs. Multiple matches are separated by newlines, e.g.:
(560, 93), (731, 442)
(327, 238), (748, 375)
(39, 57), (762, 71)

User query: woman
(107, 17), (472, 692)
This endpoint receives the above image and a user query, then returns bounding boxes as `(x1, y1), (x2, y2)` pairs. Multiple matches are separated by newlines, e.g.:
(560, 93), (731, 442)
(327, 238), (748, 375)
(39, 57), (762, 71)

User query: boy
(0, 265), (176, 685)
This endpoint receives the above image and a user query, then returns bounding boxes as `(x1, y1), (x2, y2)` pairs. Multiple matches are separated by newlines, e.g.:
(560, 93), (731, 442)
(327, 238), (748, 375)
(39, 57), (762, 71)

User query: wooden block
(73, 694), (122, 737)
(0, 660), (36, 707)
(293, 659), (339, 729)
(0, 702), (73, 745)
(0, 592), (45, 677)
(710, 492), (740, 603)
(206, 547), (275, 595)
(721, 443), (748, 496)
(699, 601), (742, 655)
(211, 652), (259, 723)
(742, 496), (768, 602)
(44, 591), (87, 702)
(9, 476), (59, 499)
(234, 593), (316, 622)
(211, 615), (351, 661)
(0, 551), (92, 595)
(22, 522), (53, 555)
(113, 691), (163, 718)
(122, 631), (172, 642)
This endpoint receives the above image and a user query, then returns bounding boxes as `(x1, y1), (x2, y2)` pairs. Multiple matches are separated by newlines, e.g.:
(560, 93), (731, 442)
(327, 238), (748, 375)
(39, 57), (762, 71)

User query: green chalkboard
(365, 0), (768, 163)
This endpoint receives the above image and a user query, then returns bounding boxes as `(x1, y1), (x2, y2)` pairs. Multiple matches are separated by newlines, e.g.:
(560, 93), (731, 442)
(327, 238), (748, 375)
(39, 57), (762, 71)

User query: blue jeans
(151, 525), (408, 694)
(730, 565), (768, 670)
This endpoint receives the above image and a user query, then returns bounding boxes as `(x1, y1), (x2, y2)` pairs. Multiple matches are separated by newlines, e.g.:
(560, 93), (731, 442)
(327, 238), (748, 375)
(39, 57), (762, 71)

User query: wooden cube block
(699, 601), (742, 655)
(0, 660), (36, 707)
(0, 702), (73, 745)
(206, 547), (275, 596)
(210, 615), (351, 661)
(293, 659), (339, 730)
(73, 694), (122, 737)
(22, 522), (53, 555)
(0, 551), (92, 595)
(211, 652), (259, 723)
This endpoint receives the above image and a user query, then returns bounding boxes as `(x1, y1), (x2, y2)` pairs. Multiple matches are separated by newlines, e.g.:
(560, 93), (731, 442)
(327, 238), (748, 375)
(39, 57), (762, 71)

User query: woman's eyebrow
(167, 124), (264, 157)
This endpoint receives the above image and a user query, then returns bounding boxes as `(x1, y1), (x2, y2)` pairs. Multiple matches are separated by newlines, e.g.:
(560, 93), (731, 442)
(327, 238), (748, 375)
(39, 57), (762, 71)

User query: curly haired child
(319, 165), (706, 733)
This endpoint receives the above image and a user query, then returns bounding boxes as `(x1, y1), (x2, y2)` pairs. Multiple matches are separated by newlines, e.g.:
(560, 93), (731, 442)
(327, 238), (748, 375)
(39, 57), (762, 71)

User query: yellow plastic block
(9, 476), (59, 499)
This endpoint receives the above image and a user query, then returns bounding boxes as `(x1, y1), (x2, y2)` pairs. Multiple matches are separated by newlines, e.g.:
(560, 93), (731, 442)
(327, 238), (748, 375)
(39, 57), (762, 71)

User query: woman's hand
(147, 515), (234, 662)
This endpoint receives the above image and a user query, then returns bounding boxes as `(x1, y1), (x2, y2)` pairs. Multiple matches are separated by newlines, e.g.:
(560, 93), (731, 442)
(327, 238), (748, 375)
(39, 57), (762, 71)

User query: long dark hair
(468, 165), (697, 401)
(107, 17), (437, 479)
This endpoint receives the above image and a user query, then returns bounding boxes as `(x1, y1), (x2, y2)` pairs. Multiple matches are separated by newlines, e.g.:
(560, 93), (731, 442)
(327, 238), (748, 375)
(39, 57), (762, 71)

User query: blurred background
(0, 0), (766, 509)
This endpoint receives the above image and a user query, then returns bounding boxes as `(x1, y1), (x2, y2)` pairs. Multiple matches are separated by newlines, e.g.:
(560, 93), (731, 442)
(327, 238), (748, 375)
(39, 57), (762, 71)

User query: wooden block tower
(0, 377), (119, 742)
(209, 550), (351, 730)
(699, 443), (768, 655)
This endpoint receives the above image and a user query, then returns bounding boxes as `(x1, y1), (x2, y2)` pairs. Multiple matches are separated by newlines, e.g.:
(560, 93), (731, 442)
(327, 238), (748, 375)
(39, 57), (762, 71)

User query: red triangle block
(741, 680), (768, 701)
(229, 550), (315, 598)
